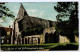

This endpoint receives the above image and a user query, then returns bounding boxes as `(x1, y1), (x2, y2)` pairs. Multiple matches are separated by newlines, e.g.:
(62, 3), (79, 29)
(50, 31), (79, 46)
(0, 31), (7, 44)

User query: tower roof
(20, 3), (25, 10)
(17, 3), (28, 19)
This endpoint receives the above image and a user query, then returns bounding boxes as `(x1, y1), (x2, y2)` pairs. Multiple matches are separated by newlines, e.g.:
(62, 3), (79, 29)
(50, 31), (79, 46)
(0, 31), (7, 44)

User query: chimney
(9, 25), (10, 28)
(9, 25), (11, 31)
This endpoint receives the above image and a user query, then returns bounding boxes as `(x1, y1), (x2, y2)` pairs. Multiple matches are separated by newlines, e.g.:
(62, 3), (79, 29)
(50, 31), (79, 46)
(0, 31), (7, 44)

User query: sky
(0, 2), (58, 27)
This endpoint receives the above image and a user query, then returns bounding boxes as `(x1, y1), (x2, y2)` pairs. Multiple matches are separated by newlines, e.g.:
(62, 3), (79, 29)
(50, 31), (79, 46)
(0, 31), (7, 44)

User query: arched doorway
(45, 32), (59, 43)
(25, 38), (27, 44)
(45, 33), (50, 43)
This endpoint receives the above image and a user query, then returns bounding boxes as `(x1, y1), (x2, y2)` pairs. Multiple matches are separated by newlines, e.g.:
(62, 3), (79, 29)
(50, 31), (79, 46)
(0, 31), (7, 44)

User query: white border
(0, 0), (79, 2)
(0, 0), (80, 52)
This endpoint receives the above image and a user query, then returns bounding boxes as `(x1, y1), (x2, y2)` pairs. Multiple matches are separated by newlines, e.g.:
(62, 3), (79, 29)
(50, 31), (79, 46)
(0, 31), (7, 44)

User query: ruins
(1, 3), (79, 45)
(11, 3), (57, 44)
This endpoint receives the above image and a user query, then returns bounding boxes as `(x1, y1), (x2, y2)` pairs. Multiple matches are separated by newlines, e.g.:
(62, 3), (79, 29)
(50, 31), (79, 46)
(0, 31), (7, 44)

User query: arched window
(24, 11), (27, 16)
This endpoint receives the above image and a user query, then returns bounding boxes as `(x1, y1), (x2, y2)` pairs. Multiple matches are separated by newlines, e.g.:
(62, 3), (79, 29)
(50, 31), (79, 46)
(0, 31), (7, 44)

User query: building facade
(11, 3), (79, 44)
(0, 26), (12, 44)
(11, 4), (57, 44)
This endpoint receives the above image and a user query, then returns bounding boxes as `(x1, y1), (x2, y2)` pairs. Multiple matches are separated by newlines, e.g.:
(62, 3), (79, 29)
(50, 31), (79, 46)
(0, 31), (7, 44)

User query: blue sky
(0, 2), (58, 27)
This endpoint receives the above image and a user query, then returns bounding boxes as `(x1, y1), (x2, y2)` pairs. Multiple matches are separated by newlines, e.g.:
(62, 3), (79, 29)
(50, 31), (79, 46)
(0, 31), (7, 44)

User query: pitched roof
(0, 27), (12, 32)
(17, 3), (28, 19)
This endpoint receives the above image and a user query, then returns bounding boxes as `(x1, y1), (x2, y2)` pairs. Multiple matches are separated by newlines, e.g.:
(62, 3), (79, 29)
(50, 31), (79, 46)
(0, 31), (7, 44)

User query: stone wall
(14, 21), (21, 36)
(75, 35), (79, 43)
(59, 35), (70, 43)
(18, 15), (56, 32)
(12, 20), (22, 44)
(43, 27), (56, 34)
(24, 34), (44, 44)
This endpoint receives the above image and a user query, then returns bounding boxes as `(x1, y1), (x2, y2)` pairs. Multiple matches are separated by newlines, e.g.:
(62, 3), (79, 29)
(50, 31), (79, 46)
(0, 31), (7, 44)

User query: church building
(11, 3), (59, 44)
(1, 3), (79, 45)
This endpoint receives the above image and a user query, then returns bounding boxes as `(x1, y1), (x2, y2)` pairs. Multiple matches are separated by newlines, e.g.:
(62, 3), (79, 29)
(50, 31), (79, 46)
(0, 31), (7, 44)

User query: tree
(0, 2), (15, 22)
(0, 2), (15, 38)
(1, 28), (7, 36)
(54, 2), (78, 42)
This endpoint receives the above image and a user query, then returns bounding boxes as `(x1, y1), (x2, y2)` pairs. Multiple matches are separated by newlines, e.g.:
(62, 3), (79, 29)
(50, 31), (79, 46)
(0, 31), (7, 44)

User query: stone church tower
(11, 3), (27, 44)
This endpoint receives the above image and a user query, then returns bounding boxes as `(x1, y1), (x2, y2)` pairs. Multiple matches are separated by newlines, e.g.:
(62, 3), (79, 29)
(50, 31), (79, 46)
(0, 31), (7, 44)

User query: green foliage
(54, 2), (78, 42)
(73, 30), (78, 36)
(54, 2), (78, 35)
(54, 2), (78, 22)
(2, 17), (6, 21)
(1, 28), (7, 36)
(1, 43), (78, 49)
(0, 2), (15, 21)
(21, 26), (44, 37)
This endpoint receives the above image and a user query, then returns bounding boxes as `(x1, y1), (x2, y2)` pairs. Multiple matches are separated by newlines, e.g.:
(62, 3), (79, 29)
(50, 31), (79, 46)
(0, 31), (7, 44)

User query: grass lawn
(0, 43), (79, 51)
(1, 43), (79, 48)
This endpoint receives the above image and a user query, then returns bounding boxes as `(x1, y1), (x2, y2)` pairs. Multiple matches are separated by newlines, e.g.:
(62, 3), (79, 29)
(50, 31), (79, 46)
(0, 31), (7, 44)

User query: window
(24, 11), (27, 16)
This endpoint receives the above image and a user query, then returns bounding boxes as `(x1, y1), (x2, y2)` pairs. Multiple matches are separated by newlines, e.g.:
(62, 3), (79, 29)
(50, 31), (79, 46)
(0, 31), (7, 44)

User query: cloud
(29, 11), (44, 18)
(13, 10), (18, 14)
(0, 18), (14, 27)
(14, 6), (18, 9)
(8, 20), (13, 24)
(0, 19), (4, 23)
(6, 20), (13, 27)
(26, 9), (37, 13)
(15, 16), (17, 18)
(13, 9), (18, 18)
(39, 11), (44, 17)
(10, 20), (13, 23)
(26, 9), (44, 18)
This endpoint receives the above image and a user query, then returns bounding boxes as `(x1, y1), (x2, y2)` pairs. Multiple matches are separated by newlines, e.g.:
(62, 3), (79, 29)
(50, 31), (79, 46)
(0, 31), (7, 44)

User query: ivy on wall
(21, 26), (44, 37)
